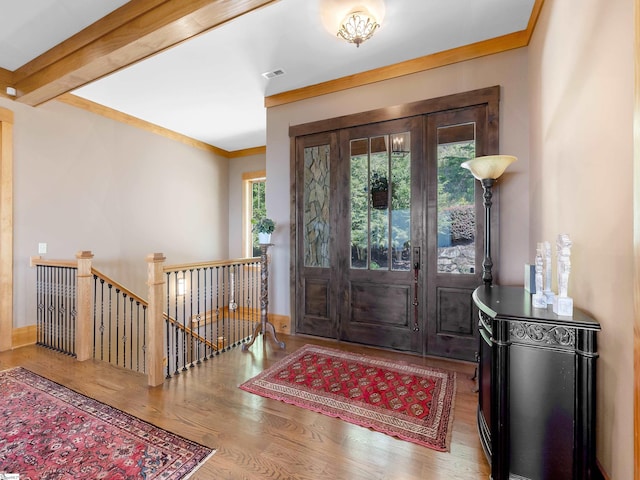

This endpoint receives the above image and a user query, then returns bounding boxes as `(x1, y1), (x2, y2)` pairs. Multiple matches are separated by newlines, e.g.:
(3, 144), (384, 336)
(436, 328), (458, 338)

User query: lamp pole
(481, 178), (495, 285)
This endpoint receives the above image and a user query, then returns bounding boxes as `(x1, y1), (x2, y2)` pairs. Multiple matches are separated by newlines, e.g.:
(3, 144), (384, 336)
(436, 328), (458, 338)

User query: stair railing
(32, 251), (262, 387)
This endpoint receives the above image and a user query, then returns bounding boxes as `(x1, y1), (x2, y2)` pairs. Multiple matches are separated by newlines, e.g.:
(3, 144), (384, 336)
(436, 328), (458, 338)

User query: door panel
(339, 118), (423, 353)
(436, 287), (475, 336)
(350, 282), (410, 326)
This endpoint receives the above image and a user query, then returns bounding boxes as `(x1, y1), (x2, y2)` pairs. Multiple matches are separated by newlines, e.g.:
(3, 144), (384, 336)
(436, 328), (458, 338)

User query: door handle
(412, 247), (420, 331)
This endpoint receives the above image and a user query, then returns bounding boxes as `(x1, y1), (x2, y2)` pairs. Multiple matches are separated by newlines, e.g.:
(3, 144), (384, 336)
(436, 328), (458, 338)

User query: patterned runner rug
(0, 367), (215, 479)
(239, 344), (456, 451)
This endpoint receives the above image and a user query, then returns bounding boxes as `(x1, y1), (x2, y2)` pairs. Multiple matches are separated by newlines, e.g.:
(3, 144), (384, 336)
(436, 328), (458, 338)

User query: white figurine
(532, 243), (547, 308)
(553, 234), (573, 316)
(543, 241), (555, 304)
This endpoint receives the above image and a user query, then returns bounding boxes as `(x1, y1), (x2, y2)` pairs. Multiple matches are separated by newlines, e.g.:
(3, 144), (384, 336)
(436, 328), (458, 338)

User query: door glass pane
(350, 133), (411, 271)
(304, 145), (330, 268)
(350, 139), (368, 269)
(436, 123), (476, 274)
(390, 133), (411, 271)
(370, 136), (389, 270)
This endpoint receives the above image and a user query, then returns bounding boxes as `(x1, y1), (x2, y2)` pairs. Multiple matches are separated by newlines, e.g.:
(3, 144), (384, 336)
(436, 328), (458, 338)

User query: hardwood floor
(0, 335), (490, 479)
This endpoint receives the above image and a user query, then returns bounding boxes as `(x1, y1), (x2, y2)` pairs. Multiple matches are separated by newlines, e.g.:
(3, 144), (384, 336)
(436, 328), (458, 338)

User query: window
(349, 133), (411, 271)
(242, 170), (266, 257)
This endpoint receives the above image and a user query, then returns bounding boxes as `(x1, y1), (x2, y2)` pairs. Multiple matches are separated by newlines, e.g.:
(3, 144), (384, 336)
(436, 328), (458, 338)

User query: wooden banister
(29, 256), (77, 268)
(164, 257), (260, 272)
(91, 267), (148, 306)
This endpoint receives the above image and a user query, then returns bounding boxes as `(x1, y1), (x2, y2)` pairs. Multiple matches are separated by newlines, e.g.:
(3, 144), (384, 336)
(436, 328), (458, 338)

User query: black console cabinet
(472, 285), (600, 480)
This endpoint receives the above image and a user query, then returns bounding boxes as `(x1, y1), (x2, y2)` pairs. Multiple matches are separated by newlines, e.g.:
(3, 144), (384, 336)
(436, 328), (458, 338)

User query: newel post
(147, 253), (166, 387)
(75, 251), (94, 361)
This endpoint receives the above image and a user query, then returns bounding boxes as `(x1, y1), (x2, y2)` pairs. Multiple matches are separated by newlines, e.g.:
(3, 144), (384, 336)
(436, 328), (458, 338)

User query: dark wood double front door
(292, 87), (500, 361)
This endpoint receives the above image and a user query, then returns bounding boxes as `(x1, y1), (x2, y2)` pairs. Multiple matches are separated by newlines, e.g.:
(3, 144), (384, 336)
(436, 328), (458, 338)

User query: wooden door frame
(0, 107), (13, 352)
(289, 86), (501, 341)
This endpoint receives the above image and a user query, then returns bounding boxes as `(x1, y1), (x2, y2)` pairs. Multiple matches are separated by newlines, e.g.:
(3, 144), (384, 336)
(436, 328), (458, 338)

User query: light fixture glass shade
(337, 11), (379, 47)
(461, 155), (517, 180)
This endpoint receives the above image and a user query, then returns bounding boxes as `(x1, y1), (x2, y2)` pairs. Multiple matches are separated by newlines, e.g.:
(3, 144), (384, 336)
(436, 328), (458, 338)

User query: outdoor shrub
(444, 205), (475, 244)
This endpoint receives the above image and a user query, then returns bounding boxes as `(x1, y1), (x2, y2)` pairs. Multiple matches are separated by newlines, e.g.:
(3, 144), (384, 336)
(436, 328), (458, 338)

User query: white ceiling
(0, 0), (535, 152)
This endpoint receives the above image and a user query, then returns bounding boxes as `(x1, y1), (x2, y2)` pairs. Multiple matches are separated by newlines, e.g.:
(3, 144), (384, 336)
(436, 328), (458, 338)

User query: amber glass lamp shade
(461, 155), (517, 285)
(461, 155), (517, 180)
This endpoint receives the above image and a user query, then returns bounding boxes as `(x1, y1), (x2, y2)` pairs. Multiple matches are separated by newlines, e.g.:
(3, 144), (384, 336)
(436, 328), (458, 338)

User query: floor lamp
(461, 155), (517, 286)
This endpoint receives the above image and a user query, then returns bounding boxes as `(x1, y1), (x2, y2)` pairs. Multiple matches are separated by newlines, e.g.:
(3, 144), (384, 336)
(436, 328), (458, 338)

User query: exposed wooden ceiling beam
(0, 68), (14, 100)
(12, 0), (279, 106)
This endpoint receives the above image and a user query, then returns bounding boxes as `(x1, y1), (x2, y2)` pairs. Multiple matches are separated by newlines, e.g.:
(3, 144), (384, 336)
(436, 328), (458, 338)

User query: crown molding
(265, 0), (544, 108)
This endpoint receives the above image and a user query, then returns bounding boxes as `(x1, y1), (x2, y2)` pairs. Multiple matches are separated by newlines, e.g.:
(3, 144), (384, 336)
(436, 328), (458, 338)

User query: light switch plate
(38, 243), (47, 254)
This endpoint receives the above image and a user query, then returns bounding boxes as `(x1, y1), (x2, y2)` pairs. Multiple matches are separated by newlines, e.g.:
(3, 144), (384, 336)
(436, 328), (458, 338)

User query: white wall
(228, 153), (266, 259)
(528, 0), (633, 477)
(3, 97), (229, 328)
(266, 48), (530, 316)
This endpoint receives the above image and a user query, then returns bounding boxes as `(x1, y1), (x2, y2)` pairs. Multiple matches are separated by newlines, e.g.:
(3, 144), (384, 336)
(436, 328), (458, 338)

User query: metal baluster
(203, 267), (209, 359)
(136, 300), (141, 373)
(35, 266), (40, 345)
(165, 272), (171, 378)
(108, 284), (113, 363)
(99, 279), (105, 360)
(222, 266), (227, 352)
(56, 267), (61, 352)
(182, 270), (191, 372)
(115, 288), (120, 365)
(209, 267), (218, 357)
(197, 268), (203, 363)
(66, 267), (71, 354)
(142, 305), (147, 374)
(174, 271), (180, 376)
(189, 268), (195, 367)
(60, 267), (66, 351)
(122, 293), (127, 368)
(129, 296), (134, 370)
(92, 275), (97, 358)
(241, 263), (246, 343)
(215, 266), (220, 355)
(48, 266), (54, 348)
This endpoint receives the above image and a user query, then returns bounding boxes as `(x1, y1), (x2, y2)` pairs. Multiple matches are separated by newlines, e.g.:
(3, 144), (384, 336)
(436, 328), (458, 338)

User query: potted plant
(253, 217), (275, 244)
(370, 172), (389, 209)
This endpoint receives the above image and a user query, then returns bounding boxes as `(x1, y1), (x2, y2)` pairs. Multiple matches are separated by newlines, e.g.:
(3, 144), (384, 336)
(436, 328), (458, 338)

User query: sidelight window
(303, 145), (331, 268)
(436, 123), (476, 274)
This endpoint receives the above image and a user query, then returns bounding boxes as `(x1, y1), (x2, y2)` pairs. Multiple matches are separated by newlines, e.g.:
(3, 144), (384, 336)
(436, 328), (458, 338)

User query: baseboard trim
(12, 325), (37, 348)
(269, 314), (291, 335)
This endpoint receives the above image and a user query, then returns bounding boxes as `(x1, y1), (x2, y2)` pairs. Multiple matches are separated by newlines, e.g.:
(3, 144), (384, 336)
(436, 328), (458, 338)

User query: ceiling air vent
(261, 68), (286, 80)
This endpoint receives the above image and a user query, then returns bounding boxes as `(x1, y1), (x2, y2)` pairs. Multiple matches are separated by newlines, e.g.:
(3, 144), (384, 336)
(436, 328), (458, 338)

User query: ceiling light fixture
(337, 11), (379, 48)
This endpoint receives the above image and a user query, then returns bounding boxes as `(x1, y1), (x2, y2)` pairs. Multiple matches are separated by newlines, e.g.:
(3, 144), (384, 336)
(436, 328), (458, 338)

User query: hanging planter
(370, 173), (389, 210)
(371, 190), (388, 209)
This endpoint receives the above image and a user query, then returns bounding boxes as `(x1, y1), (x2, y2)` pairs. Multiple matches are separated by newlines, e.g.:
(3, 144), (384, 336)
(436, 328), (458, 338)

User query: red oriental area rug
(239, 344), (456, 451)
(0, 367), (215, 479)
